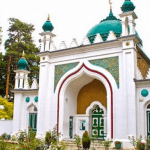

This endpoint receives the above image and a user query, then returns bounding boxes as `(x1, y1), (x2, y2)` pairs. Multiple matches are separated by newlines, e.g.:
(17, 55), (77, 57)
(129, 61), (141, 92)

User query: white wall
(0, 120), (13, 135)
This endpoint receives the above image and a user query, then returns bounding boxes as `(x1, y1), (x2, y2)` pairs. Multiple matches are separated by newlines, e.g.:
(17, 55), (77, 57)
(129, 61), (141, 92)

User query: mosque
(11, 0), (150, 146)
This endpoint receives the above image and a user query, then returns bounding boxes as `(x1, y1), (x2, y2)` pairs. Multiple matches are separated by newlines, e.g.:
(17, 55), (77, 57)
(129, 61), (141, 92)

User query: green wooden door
(29, 113), (37, 132)
(92, 106), (105, 139)
(147, 111), (150, 139)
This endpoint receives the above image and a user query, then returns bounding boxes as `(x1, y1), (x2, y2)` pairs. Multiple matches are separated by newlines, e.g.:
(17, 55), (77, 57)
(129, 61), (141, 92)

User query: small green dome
(141, 89), (149, 97)
(42, 21), (54, 32)
(121, 0), (135, 13)
(17, 58), (28, 70)
(25, 97), (30, 103)
(87, 11), (122, 43)
(34, 96), (38, 102)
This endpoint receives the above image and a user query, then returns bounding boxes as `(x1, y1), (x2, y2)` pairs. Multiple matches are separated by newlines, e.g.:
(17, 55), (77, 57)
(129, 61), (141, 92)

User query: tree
(0, 53), (7, 97)
(0, 97), (13, 119)
(4, 18), (40, 99)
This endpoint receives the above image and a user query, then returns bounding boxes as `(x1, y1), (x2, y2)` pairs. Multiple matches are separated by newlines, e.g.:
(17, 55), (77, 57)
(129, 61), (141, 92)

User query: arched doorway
(57, 63), (115, 139)
(28, 105), (38, 133)
(77, 79), (107, 139)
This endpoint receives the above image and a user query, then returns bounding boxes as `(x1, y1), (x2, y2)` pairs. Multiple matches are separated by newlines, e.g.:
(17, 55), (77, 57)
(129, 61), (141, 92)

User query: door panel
(92, 106), (105, 139)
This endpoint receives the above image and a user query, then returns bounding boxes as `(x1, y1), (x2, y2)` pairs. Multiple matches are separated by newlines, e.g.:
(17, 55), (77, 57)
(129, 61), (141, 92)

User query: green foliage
(74, 134), (81, 148)
(0, 140), (7, 150)
(17, 130), (46, 150)
(128, 135), (145, 149)
(145, 138), (150, 149)
(0, 97), (13, 119)
(0, 53), (7, 97)
(82, 130), (90, 142)
(1, 18), (40, 97)
(18, 131), (27, 143)
(99, 139), (113, 149)
(1, 133), (7, 140)
(45, 131), (51, 147)
(29, 128), (36, 141)
(11, 135), (17, 142)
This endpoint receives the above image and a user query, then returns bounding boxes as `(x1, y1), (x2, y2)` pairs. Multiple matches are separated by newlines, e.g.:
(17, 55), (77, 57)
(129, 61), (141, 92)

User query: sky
(0, 0), (150, 57)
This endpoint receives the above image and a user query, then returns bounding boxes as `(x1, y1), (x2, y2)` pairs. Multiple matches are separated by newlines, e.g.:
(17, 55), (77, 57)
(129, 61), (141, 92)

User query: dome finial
(47, 14), (50, 21)
(22, 50), (25, 58)
(109, 0), (112, 11)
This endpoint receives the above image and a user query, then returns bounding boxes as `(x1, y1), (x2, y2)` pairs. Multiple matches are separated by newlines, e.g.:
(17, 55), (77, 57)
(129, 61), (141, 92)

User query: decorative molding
(31, 78), (38, 89)
(107, 31), (117, 41)
(137, 52), (150, 79)
(59, 41), (67, 50)
(146, 68), (150, 79)
(89, 56), (119, 88)
(81, 36), (90, 45)
(51, 42), (57, 51)
(136, 66), (143, 80)
(94, 34), (103, 43)
(54, 62), (79, 92)
(70, 38), (78, 48)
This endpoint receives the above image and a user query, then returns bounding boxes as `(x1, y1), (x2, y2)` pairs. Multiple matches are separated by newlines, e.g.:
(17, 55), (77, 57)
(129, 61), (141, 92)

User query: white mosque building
(10, 0), (150, 146)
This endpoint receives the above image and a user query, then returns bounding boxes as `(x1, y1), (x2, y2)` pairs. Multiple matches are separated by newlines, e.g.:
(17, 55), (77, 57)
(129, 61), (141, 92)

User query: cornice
(38, 39), (122, 58)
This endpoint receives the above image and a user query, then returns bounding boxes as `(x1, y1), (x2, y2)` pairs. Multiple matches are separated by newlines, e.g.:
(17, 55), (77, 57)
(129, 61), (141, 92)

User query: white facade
(9, 1), (150, 148)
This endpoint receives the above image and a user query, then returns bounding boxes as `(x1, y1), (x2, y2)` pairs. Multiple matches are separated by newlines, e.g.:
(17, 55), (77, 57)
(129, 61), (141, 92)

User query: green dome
(42, 20), (54, 32)
(87, 11), (122, 43)
(121, 0), (135, 13)
(17, 58), (28, 70)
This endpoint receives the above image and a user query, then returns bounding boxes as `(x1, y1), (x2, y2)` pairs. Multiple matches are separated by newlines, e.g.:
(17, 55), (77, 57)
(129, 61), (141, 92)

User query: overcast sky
(0, 0), (150, 57)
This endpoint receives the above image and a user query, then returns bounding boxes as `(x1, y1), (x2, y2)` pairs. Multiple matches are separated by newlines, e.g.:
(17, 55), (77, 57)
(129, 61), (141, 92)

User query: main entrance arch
(56, 62), (116, 139)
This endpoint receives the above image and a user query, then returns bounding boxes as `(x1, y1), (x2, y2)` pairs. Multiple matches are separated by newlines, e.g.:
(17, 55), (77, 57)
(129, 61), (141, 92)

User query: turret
(39, 15), (56, 52)
(14, 51), (30, 89)
(119, 0), (137, 36)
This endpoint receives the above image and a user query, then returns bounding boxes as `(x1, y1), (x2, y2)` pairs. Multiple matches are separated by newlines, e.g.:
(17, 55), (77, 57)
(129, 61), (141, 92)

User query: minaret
(118, 0), (138, 140)
(119, 0), (137, 36)
(39, 14), (56, 52)
(14, 51), (30, 89)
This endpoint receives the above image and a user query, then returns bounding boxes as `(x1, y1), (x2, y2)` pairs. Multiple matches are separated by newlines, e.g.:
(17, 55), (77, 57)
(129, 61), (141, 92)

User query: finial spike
(47, 14), (50, 21)
(109, 0), (112, 10)
(22, 50), (25, 58)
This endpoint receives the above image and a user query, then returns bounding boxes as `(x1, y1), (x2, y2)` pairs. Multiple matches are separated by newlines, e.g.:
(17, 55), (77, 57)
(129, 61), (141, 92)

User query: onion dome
(121, 0), (135, 13)
(87, 9), (122, 43)
(17, 51), (29, 70)
(42, 14), (54, 32)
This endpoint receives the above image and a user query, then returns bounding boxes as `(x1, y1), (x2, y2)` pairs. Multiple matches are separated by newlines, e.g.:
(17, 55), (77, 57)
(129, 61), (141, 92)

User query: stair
(61, 139), (135, 150)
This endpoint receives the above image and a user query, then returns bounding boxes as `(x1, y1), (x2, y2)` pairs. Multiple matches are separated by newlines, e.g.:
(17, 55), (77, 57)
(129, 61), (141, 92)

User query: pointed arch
(56, 61), (116, 138)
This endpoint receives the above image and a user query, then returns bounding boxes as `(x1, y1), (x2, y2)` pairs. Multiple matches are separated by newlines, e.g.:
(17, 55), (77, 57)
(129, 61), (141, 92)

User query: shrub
(99, 138), (113, 149)
(82, 131), (91, 149)
(45, 131), (51, 147)
(74, 134), (81, 148)
(1, 133), (7, 140)
(0, 97), (13, 119)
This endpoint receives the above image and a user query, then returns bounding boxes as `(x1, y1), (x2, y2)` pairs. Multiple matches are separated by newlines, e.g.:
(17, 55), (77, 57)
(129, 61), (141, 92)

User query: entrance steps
(62, 139), (135, 150)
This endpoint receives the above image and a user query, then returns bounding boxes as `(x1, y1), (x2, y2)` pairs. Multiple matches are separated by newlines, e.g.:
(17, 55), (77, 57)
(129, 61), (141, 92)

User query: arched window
(147, 104), (150, 109)
(28, 105), (37, 133)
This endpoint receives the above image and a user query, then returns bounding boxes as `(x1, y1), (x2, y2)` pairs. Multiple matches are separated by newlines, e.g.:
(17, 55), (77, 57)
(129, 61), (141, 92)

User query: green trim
(25, 97), (30, 103)
(54, 62), (79, 92)
(141, 89), (149, 97)
(34, 96), (38, 102)
(89, 56), (119, 88)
